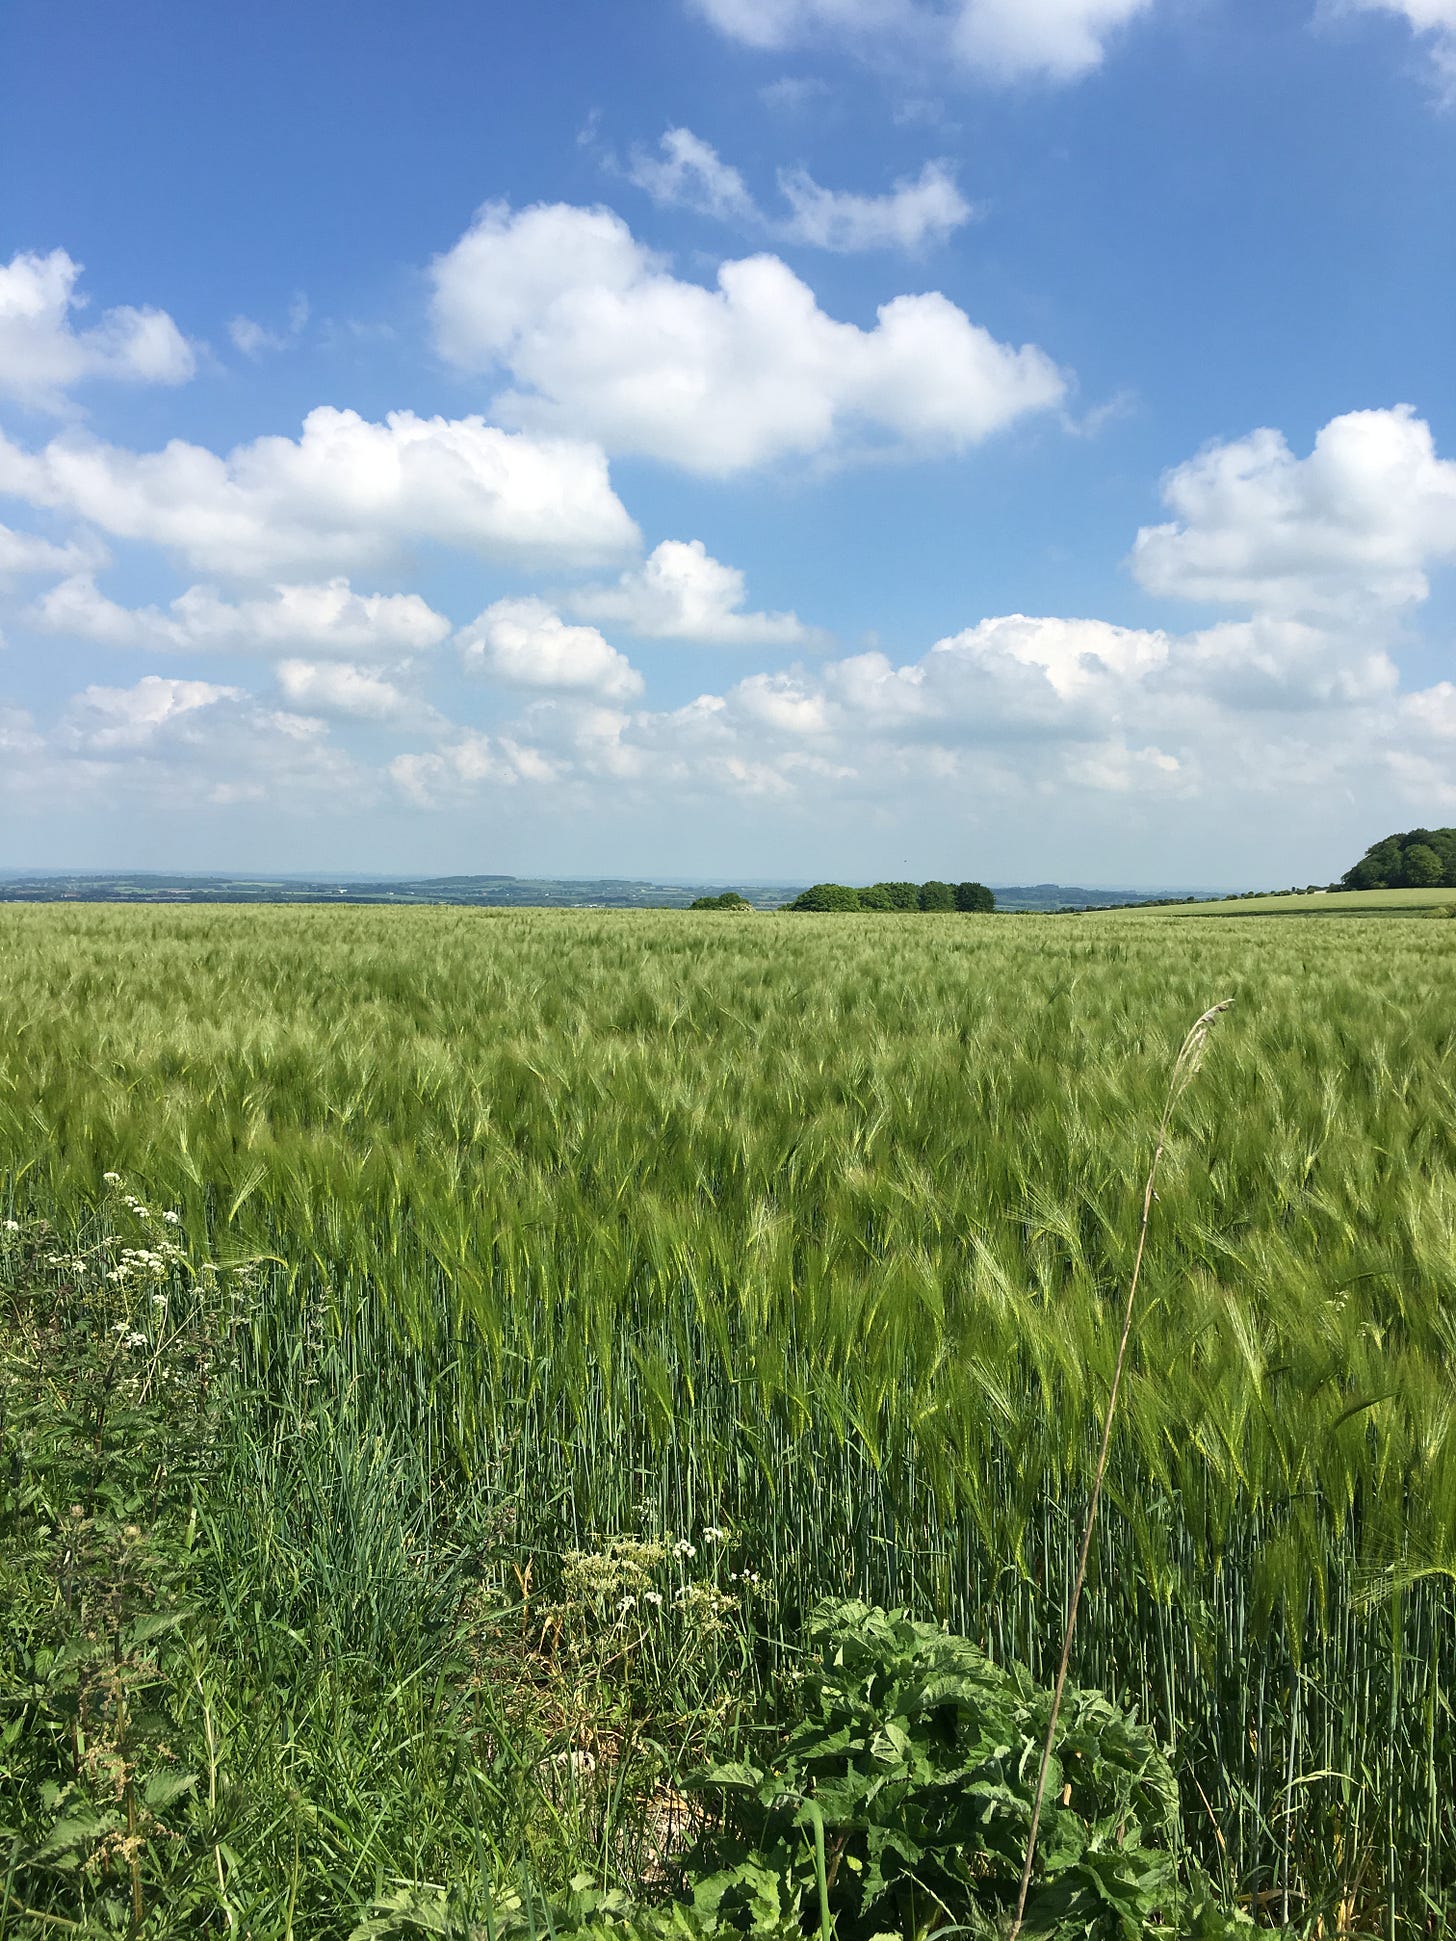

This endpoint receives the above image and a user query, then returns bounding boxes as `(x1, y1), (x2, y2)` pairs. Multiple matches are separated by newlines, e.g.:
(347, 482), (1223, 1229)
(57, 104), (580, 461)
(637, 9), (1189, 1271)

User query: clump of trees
(689, 891), (753, 910)
(1341, 829), (1456, 891)
(787, 880), (995, 912)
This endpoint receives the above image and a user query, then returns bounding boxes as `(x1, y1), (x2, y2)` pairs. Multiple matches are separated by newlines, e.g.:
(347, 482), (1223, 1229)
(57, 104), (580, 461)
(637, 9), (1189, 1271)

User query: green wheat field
(3, 904), (1454, 1937)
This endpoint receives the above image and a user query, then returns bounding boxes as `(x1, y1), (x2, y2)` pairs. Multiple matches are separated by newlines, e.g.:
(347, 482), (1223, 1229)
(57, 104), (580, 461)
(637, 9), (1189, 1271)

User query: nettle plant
(355, 1601), (1245, 1941)
(681, 1601), (1245, 1941)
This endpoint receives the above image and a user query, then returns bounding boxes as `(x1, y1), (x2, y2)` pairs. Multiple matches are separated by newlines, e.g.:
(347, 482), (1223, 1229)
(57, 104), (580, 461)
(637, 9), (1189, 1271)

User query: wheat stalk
(1008, 998), (1234, 1940)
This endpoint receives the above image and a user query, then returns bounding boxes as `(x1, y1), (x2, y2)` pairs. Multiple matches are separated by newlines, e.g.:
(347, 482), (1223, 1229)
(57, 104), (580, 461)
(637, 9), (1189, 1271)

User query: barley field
(3, 904), (1454, 1935)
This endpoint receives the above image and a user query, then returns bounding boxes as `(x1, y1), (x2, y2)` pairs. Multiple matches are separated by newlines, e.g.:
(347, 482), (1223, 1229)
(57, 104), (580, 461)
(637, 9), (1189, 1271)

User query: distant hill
(988, 882), (1213, 912)
(0, 872), (1207, 913)
(0, 871), (800, 910)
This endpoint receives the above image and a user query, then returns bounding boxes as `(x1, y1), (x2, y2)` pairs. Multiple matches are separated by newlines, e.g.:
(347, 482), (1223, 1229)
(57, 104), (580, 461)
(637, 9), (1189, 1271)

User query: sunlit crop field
(1140, 888), (1455, 916)
(3, 904), (1454, 1929)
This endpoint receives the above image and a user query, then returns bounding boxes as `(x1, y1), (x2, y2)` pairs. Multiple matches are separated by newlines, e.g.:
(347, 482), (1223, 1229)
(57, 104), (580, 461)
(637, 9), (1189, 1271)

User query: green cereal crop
(2, 902), (1454, 1930)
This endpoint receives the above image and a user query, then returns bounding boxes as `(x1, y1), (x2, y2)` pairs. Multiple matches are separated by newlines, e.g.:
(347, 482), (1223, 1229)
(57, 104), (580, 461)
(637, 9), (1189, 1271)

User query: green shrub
(786, 884), (862, 911)
(861, 882), (920, 912)
(683, 1600), (1243, 1940)
(351, 1602), (1246, 1941)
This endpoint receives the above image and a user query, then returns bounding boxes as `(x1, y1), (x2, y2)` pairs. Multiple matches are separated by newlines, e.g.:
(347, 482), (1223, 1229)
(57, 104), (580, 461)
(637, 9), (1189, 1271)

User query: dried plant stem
(1008, 999), (1234, 1941)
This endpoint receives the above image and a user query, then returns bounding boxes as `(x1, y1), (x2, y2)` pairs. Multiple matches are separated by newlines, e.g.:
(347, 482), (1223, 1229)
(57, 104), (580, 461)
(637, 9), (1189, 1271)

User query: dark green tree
(918, 880), (956, 911)
(786, 883), (862, 911)
(1402, 843), (1445, 888)
(868, 881), (920, 910)
(690, 891), (752, 910)
(954, 881), (996, 913)
(1341, 829), (1456, 891)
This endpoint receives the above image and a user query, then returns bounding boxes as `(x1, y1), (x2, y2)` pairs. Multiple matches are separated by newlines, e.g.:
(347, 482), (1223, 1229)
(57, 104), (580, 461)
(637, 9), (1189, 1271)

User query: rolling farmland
(3, 904), (1454, 1936)
(1138, 889), (1456, 917)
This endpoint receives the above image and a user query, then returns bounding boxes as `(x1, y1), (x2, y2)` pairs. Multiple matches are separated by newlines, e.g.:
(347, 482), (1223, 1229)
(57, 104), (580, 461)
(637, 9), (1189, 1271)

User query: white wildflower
(102, 1171), (122, 1185)
(643, 1590), (664, 1606)
(162, 1211), (181, 1226)
(124, 1331), (147, 1349)
(702, 1526), (727, 1543)
(2, 1219), (19, 1234)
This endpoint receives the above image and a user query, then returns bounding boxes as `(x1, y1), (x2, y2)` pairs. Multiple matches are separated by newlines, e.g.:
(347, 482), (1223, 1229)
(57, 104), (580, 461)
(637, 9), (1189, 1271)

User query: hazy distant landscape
(0, 870), (1218, 912)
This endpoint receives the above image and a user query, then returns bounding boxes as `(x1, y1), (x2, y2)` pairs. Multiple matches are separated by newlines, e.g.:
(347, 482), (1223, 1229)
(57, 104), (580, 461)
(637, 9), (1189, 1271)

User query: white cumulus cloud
(0, 249), (195, 412)
(627, 128), (760, 224)
(429, 201), (1066, 474)
(61, 675), (242, 752)
(31, 574), (451, 661)
(458, 597), (643, 700)
(1345, 1), (1456, 90)
(0, 406), (639, 579)
(688, 0), (1158, 82)
(275, 659), (432, 724)
(629, 128), (973, 253)
(1131, 406), (1456, 617)
(390, 732), (559, 804)
(0, 521), (102, 585)
(567, 540), (819, 645)
(776, 159), (973, 252)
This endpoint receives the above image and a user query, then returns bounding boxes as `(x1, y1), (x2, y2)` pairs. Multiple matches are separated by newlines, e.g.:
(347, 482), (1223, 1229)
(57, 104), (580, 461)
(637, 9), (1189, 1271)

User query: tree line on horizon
(787, 880), (996, 912)
(690, 882), (996, 912)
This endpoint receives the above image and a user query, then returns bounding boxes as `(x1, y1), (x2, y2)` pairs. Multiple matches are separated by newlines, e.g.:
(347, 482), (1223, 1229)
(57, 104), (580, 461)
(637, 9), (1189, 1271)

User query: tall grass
(3, 904), (1455, 1931)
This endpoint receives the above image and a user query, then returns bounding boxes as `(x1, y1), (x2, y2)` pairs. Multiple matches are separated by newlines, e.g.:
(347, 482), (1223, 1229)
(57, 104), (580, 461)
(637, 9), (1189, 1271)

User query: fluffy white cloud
(567, 540), (818, 646)
(275, 659), (432, 724)
(0, 249), (195, 412)
(1347, 1), (1456, 89)
(1132, 407), (1456, 617)
(0, 407), (639, 579)
(62, 676), (243, 752)
(458, 597), (644, 699)
(776, 159), (973, 252)
(689, 0), (1157, 82)
(627, 128), (759, 225)
(0, 521), (101, 585)
(359, 577), (1456, 878)
(31, 574), (451, 661)
(429, 202), (1066, 473)
(390, 732), (559, 804)
(1173, 617), (1398, 711)
(629, 128), (973, 253)
(1, 674), (364, 813)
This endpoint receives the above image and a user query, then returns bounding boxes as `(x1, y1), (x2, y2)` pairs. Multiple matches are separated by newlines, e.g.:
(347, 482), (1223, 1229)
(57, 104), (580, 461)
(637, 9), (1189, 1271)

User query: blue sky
(1, 0), (1453, 886)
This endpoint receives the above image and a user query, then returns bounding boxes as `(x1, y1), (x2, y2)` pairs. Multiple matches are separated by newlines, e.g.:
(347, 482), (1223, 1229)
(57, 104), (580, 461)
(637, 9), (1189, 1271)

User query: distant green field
(1136, 886), (1456, 915)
